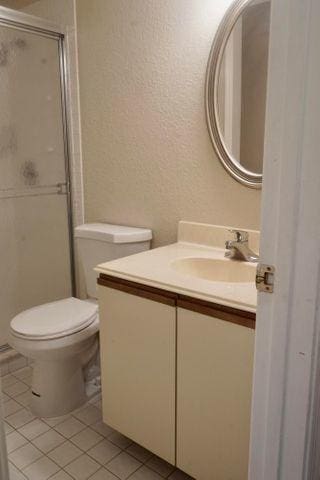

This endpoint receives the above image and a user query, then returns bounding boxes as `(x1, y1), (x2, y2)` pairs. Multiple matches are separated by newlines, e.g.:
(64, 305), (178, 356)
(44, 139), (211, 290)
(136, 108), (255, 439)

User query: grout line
(86, 466), (121, 480)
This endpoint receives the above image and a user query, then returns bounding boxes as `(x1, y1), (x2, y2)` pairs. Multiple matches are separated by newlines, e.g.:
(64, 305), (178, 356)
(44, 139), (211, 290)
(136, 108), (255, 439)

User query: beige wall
(76, 0), (261, 247)
(6, 0), (74, 25)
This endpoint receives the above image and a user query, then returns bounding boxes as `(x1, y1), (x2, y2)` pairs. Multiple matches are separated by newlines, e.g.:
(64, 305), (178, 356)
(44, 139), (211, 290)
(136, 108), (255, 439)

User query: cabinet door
(98, 285), (176, 464)
(177, 307), (254, 480)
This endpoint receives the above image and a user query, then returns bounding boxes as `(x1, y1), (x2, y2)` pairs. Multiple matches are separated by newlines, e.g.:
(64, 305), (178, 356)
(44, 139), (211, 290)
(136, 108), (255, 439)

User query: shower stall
(0, 8), (75, 351)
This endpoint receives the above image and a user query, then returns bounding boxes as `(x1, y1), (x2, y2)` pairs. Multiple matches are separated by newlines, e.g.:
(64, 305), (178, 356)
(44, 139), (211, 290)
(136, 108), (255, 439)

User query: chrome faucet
(225, 229), (259, 263)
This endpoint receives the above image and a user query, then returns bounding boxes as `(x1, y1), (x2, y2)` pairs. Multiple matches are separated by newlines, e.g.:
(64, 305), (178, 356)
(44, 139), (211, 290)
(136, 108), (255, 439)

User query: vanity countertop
(96, 222), (258, 313)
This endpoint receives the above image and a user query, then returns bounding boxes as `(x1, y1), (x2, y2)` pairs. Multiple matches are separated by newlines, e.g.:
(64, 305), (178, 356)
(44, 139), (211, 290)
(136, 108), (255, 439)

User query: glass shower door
(0, 25), (73, 347)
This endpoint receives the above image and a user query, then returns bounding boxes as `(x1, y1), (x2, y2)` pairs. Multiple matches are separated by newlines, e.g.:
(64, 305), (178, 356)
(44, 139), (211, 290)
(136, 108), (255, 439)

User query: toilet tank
(74, 223), (152, 299)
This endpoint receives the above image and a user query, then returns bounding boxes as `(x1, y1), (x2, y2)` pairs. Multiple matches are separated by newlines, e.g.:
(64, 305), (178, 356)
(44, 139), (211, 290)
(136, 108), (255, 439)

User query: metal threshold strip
(0, 183), (68, 199)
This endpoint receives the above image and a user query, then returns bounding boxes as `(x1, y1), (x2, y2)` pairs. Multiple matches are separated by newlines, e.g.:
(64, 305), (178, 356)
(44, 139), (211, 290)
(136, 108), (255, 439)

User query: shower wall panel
(0, 25), (73, 346)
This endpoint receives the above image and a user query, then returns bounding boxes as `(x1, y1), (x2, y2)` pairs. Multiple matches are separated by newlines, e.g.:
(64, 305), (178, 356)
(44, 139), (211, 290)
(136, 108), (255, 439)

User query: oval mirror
(206, 0), (271, 188)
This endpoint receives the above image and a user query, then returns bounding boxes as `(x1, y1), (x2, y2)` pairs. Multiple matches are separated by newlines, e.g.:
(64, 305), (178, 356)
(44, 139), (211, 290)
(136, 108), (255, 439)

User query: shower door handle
(0, 183), (68, 199)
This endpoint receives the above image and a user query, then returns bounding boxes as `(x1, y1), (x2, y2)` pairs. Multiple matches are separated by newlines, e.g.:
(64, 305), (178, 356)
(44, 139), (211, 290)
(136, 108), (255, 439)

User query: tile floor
(2, 365), (193, 480)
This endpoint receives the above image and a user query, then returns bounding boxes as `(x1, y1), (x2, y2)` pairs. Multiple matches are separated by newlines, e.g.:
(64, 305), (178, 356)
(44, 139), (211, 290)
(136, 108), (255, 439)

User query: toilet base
(30, 358), (87, 418)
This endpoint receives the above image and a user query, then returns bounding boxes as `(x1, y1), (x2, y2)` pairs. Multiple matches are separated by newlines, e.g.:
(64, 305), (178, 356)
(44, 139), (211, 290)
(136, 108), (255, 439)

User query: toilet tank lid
(74, 223), (152, 244)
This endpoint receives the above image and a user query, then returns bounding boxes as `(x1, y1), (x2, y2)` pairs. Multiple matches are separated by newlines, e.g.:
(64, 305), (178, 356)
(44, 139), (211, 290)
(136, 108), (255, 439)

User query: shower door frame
(0, 7), (76, 351)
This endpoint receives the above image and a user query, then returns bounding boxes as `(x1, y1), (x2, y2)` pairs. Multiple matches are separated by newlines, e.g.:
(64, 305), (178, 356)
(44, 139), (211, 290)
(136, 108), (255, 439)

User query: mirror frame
(205, 0), (264, 189)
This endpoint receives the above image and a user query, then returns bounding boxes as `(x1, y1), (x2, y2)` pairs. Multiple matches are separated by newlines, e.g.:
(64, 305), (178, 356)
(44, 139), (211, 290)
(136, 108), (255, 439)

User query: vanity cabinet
(98, 274), (255, 479)
(176, 307), (254, 480)
(98, 279), (176, 465)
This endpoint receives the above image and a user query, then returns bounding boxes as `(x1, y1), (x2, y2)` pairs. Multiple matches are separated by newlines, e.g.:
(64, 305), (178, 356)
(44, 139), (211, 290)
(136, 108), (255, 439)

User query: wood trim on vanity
(98, 274), (176, 307)
(177, 295), (255, 330)
(98, 274), (256, 329)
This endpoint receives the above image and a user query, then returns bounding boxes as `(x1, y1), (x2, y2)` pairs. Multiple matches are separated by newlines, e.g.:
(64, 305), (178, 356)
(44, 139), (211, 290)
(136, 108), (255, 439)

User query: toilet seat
(10, 297), (98, 340)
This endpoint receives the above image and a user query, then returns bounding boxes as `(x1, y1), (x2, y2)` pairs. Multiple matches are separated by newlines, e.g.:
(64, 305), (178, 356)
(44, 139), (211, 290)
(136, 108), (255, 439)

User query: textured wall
(76, 0), (261, 247)
(19, 0), (74, 25)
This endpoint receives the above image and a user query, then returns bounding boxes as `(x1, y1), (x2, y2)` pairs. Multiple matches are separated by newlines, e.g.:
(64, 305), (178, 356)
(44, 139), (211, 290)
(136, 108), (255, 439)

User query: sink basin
(171, 257), (256, 283)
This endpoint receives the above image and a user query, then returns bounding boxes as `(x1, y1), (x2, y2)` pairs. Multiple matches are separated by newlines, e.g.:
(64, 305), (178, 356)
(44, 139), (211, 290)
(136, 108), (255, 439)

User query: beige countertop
(96, 222), (258, 313)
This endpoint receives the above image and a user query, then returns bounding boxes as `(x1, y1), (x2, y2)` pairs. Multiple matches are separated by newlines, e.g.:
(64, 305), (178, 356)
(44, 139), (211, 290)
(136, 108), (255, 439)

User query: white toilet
(9, 223), (152, 418)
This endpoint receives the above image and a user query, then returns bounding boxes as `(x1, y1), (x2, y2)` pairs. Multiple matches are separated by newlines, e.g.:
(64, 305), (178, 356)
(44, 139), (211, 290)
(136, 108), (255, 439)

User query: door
(249, 0), (320, 478)
(98, 284), (176, 464)
(177, 307), (254, 480)
(0, 22), (73, 347)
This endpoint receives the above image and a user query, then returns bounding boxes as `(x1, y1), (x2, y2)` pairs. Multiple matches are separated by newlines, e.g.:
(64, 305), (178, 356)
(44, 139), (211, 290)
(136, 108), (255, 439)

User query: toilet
(9, 223), (152, 418)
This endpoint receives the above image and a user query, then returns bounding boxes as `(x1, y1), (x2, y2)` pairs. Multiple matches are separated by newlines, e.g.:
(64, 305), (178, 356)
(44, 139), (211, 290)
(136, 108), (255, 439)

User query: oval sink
(171, 257), (256, 283)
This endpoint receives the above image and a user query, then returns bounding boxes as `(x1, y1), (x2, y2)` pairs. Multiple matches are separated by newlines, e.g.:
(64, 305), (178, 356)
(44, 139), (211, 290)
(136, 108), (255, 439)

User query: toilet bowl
(9, 223), (152, 418)
(9, 297), (99, 418)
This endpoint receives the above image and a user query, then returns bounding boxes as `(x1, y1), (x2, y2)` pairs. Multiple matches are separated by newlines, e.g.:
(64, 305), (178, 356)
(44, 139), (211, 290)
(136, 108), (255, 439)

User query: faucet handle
(228, 229), (249, 243)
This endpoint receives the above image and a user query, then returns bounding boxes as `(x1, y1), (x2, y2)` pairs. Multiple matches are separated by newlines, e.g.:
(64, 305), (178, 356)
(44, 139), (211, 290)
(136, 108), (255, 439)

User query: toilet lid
(10, 297), (98, 340)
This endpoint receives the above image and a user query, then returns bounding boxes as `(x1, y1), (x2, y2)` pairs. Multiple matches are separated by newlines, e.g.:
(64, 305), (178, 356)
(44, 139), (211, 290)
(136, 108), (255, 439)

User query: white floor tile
(87, 439), (121, 465)
(89, 393), (101, 405)
(6, 409), (36, 429)
(146, 456), (175, 478)
(42, 414), (70, 428)
(23, 456), (60, 480)
(73, 405), (102, 426)
(88, 467), (119, 479)
(168, 470), (194, 480)
(49, 471), (74, 480)
(32, 429), (65, 453)
(48, 440), (82, 467)
(108, 431), (132, 449)
(64, 453), (100, 480)
(4, 399), (24, 417)
(106, 452), (142, 479)
(9, 443), (43, 470)
(126, 443), (153, 463)
(2, 391), (11, 403)
(18, 419), (50, 440)
(6, 431), (28, 454)
(91, 422), (115, 438)
(2, 374), (19, 388)
(129, 466), (164, 480)
(5, 421), (15, 434)
(8, 357), (28, 374)
(3, 380), (29, 397)
(15, 391), (31, 408)
(70, 427), (103, 451)
(0, 362), (9, 377)
(12, 367), (32, 381)
(9, 461), (27, 480)
(54, 416), (86, 438)
(20, 375), (32, 387)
